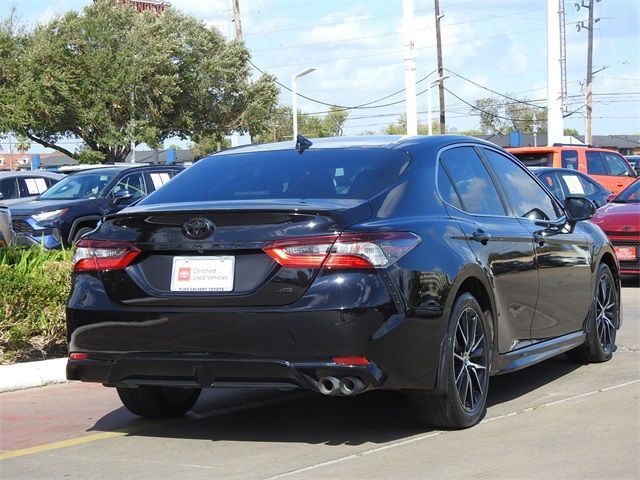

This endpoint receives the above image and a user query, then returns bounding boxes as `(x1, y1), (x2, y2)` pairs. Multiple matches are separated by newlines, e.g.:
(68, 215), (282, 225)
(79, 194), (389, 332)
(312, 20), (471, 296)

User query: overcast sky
(2, 0), (639, 151)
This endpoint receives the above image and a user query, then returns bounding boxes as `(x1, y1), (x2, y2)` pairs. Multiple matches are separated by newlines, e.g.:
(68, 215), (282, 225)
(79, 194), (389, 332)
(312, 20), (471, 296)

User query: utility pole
(232, 0), (243, 41)
(546, 0), (564, 145)
(403, 0), (418, 136)
(434, 0), (445, 134)
(577, 0), (599, 144)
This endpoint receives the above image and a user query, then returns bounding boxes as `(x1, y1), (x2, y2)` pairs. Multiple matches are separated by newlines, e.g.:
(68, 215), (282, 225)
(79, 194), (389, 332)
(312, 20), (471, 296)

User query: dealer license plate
(613, 246), (636, 261)
(170, 256), (235, 292)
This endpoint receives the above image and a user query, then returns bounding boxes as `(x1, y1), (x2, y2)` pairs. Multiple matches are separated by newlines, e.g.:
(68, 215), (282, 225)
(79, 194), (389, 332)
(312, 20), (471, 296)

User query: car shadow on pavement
(88, 355), (583, 445)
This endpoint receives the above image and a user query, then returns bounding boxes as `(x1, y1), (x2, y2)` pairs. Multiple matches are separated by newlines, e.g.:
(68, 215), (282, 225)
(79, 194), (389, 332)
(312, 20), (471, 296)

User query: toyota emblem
(182, 218), (214, 240)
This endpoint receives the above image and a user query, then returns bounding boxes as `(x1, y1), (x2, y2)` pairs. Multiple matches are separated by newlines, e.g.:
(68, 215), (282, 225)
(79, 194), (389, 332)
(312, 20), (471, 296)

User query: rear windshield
(139, 148), (410, 204)
(510, 152), (553, 167)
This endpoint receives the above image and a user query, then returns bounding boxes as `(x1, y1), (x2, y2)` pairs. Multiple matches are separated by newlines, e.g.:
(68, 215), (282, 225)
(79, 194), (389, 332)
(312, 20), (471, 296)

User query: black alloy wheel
(567, 263), (618, 363)
(117, 385), (201, 418)
(410, 292), (490, 429)
(595, 269), (617, 355)
(453, 307), (488, 412)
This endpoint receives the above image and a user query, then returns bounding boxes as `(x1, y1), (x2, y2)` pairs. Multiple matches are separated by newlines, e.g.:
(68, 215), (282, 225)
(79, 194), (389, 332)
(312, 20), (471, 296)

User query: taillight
(332, 356), (370, 365)
(73, 239), (141, 272)
(263, 232), (420, 269)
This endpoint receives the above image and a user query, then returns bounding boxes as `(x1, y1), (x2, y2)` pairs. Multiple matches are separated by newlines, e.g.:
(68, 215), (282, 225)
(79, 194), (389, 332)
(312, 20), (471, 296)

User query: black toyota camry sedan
(66, 135), (622, 429)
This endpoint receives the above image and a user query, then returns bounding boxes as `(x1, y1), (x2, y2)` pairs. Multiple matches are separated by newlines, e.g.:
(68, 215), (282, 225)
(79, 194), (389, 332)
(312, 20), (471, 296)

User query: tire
(117, 386), (201, 418)
(566, 263), (618, 363)
(410, 292), (490, 429)
(72, 226), (95, 245)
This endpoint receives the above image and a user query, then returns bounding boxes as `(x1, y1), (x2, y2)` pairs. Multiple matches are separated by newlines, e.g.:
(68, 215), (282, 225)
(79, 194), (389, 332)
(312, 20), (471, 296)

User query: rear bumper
(66, 355), (385, 391)
(66, 271), (450, 392)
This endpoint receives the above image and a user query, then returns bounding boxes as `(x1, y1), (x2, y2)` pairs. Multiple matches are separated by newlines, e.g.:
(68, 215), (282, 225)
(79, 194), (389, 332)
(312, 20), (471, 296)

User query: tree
(0, 0), (278, 161)
(256, 105), (349, 143)
(191, 135), (230, 159)
(471, 96), (547, 134)
(383, 115), (443, 135)
(564, 128), (579, 136)
(14, 134), (30, 153)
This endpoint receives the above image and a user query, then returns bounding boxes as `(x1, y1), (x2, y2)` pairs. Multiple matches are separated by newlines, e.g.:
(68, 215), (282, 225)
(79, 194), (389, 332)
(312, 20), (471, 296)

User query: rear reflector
(332, 356), (370, 366)
(69, 352), (88, 361)
(73, 239), (141, 272)
(263, 232), (420, 269)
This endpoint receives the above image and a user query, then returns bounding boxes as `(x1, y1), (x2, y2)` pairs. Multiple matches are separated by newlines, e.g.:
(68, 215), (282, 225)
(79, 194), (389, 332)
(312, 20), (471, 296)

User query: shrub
(0, 247), (72, 363)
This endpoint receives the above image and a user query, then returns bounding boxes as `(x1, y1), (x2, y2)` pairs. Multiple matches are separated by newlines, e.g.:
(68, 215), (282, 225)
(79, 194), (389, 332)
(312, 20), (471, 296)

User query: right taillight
(73, 239), (141, 272)
(263, 232), (420, 269)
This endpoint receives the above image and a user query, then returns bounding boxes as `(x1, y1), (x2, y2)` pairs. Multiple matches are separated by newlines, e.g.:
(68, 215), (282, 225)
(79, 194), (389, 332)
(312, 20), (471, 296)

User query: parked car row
(5, 164), (183, 248)
(506, 144), (636, 194)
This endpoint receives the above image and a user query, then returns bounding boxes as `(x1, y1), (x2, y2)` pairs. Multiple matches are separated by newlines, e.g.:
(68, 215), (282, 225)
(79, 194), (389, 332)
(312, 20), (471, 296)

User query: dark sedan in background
(11, 164), (182, 248)
(530, 167), (612, 208)
(66, 136), (621, 429)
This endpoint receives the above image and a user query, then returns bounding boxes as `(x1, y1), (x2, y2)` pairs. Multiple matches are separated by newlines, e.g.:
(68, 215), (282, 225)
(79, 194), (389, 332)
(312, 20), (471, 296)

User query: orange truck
(506, 145), (637, 194)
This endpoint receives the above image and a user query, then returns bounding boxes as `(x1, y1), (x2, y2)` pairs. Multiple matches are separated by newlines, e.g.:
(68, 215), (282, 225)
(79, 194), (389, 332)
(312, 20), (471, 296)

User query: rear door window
(18, 177), (49, 196)
(437, 163), (463, 210)
(586, 151), (608, 175)
(577, 174), (600, 195)
(147, 170), (178, 191)
(561, 150), (579, 170)
(481, 148), (562, 221)
(439, 146), (506, 216)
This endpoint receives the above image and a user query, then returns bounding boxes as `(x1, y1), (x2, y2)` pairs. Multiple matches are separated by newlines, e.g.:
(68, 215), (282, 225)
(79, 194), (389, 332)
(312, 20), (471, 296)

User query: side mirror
(564, 196), (596, 222)
(112, 189), (134, 205)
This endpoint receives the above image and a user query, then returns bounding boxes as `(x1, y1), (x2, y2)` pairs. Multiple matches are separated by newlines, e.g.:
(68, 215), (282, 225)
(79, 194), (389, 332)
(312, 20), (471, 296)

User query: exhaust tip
(339, 376), (365, 396)
(318, 376), (340, 395)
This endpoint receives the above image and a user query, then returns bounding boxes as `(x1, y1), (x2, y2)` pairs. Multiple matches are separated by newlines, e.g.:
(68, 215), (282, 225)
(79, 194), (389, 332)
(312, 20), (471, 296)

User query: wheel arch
(67, 216), (102, 245)
(435, 266), (497, 392)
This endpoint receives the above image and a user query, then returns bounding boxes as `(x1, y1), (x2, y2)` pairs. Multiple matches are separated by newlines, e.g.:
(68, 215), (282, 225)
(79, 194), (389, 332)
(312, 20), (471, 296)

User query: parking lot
(0, 281), (638, 479)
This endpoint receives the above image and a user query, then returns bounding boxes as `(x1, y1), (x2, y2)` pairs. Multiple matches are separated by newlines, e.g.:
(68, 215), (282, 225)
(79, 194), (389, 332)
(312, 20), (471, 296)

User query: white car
(0, 171), (64, 206)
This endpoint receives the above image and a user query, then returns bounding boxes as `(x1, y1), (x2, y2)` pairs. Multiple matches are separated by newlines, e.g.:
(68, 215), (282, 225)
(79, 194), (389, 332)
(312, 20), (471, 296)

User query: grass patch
(0, 246), (72, 363)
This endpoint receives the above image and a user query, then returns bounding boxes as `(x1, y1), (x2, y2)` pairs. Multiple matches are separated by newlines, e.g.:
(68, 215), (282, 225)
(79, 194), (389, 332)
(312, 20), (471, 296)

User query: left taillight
(263, 232), (421, 269)
(73, 239), (141, 272)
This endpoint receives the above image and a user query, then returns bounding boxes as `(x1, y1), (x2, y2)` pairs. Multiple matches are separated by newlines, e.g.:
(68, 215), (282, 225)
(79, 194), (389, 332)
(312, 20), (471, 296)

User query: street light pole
(428, 75), (450, 135)
(292, 67), (316, 140)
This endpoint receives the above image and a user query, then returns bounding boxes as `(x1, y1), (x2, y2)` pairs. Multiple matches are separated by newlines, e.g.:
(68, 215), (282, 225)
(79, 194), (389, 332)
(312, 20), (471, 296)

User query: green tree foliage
(0, 0), (278, 161)
(256, 105), (349, 143)
(383, 114), (444, 135)
(191, 136), (231, 160)
(564, 128), (579, 136)
(472, 96), (547, 134)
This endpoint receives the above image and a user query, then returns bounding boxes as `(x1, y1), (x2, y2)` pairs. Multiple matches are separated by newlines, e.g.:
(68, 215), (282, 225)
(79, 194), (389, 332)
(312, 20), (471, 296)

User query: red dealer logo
(177, 267), (191, 281)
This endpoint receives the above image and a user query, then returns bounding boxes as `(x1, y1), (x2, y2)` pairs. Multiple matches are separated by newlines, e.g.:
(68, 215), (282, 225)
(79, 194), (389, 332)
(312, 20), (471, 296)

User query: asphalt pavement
(1, 282), (638, 479)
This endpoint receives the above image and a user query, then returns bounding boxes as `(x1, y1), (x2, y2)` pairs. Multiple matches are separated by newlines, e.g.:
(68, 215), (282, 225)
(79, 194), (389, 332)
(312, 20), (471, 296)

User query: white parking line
(264, 378), (640, 480)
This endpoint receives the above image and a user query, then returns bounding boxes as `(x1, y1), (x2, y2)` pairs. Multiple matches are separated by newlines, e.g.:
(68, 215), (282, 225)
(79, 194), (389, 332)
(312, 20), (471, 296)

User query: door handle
(471, 231), (491, 244)
(533, 231), (546, 246)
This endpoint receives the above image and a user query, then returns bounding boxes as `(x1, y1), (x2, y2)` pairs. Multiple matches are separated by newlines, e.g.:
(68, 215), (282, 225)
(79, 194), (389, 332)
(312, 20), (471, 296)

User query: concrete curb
(0, 357), (68, 393)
